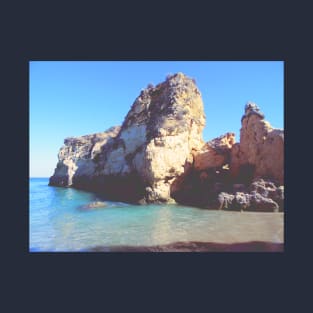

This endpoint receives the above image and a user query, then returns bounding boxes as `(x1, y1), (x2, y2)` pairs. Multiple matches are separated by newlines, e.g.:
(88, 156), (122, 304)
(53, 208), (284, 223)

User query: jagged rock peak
(121, 72), (204, 136)
(241, 101), (265, 122)
(114, 71), (206, 202)
(231, 102), (284, 185)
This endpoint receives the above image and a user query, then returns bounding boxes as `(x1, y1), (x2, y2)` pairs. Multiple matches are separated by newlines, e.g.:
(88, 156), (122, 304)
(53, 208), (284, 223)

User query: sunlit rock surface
(49, 76), (283, 211)
(50, 73), (205, 203)
(230, 102), (284, 185)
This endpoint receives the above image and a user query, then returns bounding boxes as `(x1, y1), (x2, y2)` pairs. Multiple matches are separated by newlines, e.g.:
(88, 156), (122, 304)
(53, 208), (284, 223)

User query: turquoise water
(29, 178), (284, 252)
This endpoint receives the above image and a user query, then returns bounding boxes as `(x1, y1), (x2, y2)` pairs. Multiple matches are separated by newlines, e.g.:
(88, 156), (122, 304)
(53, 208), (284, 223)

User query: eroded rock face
(170, 132), (236, 207)
(193, 132), (235, 170)
(170, 103), (284, 211)
(230, 102), (284, 185)
(49, 77), (284, 211)
(49, 126), (121, 187)
(49, 73), (205, 203)
(216, 179), (283, 212)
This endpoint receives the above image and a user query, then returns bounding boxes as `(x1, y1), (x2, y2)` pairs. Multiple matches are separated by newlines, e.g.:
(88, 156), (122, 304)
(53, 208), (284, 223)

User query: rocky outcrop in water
(169, 103), (284, 212)
(50, 73), (205, 203)
(217, 178), (283, 212)
(230, 102), (284, 185)
(49, 73), (284, 211)
(49, 126), (121, 187)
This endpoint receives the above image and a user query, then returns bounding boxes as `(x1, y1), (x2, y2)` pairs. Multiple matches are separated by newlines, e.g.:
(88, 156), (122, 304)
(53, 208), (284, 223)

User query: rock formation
(49, 74), (284, 211)
(217, 178), (283, 212)
(49, 126), (121, 187)
(230, 102), (284, 185)
(169, 103), (284, 212)
(170, 133), (237, 207)
(50, 73), (205, 203)
(193, 132), (235, 171)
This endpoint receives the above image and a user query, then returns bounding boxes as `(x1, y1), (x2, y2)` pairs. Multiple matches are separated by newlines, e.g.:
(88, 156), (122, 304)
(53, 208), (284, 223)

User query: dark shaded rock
(217, 183), (281, 212)
(218, 192), (235, 210)
(249, 191), (279, 212)
(73, 173), (146, 204)
(250, 178), (277, 196)
(212, 182), (225, 194)
(272, 186), (284, 212)
(233, 183), (246, 193)
(233, 192), (251, 211)
(249, 178), (284, 211)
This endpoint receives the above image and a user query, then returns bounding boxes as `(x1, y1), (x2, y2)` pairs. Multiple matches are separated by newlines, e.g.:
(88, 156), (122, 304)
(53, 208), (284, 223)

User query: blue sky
(30, 61), (284, 177)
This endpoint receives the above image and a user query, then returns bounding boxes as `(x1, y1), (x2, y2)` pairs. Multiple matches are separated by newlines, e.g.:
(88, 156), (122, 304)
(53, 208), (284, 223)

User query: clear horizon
(30, 61), (284, 177)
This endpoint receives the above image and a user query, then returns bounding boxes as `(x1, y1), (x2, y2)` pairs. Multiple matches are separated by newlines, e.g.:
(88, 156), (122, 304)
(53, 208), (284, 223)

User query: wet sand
(87, 241), (284, 252)
(86, 211), (284, 252)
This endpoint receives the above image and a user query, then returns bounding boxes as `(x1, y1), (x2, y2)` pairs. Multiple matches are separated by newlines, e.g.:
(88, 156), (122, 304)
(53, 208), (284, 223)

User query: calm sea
(29, 178), (284, 252)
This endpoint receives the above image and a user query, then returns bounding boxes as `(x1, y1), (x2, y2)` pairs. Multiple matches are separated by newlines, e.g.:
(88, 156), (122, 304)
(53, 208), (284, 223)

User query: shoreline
(85, 241), (284, 252)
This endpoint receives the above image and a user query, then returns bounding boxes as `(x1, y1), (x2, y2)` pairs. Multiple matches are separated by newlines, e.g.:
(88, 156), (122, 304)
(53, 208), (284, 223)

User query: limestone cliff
(49, 126), (121, 187)
(49, 75), (284, 211)
(50, 73), (205, 203)
(193, 132), (235, 171)
(169, 103), (284, 212)
(230, 102), (284, 185)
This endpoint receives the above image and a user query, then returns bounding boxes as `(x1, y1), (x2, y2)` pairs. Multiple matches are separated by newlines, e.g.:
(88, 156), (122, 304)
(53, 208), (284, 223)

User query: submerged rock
(77, 201), (108, 211)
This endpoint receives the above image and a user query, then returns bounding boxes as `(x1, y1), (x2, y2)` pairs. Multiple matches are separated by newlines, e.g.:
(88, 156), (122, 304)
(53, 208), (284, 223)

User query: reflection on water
(150, 206), (175, 244)
(30, 178), (284, 252)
